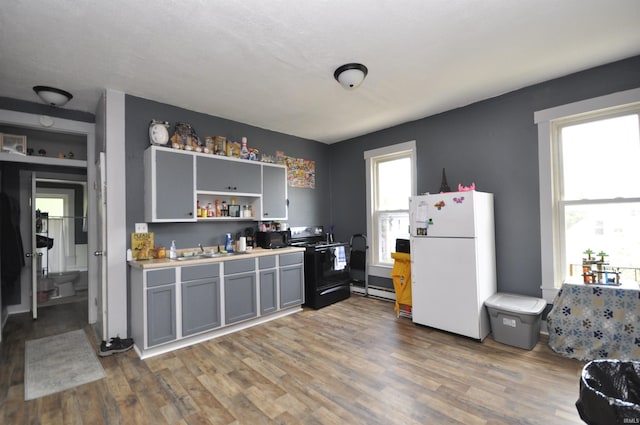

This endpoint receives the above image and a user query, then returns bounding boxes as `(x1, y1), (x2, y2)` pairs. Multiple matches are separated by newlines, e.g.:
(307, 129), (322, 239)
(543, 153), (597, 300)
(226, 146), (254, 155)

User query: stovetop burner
(289, 225), (338, 247)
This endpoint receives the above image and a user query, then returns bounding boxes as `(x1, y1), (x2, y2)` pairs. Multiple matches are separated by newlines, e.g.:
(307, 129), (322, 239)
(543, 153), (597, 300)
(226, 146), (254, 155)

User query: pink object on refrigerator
(409, 191), (497, 340)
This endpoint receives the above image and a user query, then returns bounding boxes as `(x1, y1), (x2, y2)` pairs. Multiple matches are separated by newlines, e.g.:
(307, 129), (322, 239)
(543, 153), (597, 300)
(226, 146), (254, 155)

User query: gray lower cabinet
(146, 268), (177, 347)
(182, 264), (221, 337)
(224, 258), (257, 324)
(280, 252), (304, 309)
(132, 250), (305, 355)
(259, 256), (278, 314)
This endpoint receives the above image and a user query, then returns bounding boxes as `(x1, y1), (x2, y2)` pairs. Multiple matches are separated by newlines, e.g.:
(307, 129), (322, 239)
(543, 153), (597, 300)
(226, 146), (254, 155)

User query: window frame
(535, 87), (640, 302)
(364, 141), (416, 278)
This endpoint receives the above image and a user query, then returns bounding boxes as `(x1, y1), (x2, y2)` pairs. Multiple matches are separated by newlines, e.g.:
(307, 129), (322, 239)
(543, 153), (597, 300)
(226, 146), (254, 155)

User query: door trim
(0, 109), (97, 323)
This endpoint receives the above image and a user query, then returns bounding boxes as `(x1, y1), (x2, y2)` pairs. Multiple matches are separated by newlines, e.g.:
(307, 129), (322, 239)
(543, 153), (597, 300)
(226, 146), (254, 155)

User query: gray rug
(24, 329), (106, 400)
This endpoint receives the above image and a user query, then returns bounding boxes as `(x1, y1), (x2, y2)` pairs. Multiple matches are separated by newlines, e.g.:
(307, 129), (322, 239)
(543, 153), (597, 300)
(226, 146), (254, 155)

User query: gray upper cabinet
(261, 165), (288, 220)
(196, 155), (261, 194)
(145, 146), (288, 223)
(145, 147), (195, 222)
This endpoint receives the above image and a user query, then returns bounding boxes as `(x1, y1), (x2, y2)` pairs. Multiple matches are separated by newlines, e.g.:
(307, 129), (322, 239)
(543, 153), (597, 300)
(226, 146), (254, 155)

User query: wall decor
(1, 133), (27, 155)
(286, 156), (315, 189)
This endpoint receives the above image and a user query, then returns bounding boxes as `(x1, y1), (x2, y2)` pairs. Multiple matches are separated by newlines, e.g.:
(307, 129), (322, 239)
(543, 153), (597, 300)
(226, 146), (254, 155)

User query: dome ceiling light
(334, 63), (368, 89)
(33, 85), (73, 107)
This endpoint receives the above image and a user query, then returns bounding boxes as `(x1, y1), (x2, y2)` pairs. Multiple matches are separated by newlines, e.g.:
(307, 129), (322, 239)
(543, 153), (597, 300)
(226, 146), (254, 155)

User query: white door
(95, 152), (108, 341)
(29, 172), (38, 319)
(411, 237), (483, 339)
(424, 192), (476, 237)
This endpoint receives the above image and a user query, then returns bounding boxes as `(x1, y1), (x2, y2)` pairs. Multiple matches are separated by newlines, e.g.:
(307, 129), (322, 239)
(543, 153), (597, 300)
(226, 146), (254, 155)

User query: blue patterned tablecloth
(547, 281), (640, 361)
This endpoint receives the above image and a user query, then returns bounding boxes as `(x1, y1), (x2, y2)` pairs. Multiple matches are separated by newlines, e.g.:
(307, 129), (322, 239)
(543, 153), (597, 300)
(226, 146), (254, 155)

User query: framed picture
(214, 136), (226, 155)
(0, 133), (27, 155)
(228, 204), (240, 218)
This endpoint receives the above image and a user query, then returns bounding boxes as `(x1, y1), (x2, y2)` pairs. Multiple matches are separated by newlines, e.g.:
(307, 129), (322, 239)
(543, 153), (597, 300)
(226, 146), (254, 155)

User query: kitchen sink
(172, 251), (247, 261)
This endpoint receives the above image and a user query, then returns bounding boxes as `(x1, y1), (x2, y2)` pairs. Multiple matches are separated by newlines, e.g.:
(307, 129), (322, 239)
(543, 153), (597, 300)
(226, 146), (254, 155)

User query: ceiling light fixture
(334, 63), (368, 89)
(33, 85), (73, 107)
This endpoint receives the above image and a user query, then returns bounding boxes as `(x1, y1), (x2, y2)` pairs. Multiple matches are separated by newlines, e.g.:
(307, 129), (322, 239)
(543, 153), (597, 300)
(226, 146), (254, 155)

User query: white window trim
(535, 87), (640, 302)
(364, 140), (417, 278)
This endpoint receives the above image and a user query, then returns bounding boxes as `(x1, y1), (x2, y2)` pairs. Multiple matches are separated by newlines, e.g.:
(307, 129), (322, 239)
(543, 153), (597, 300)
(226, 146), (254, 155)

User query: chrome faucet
(198, 243), (204, 253)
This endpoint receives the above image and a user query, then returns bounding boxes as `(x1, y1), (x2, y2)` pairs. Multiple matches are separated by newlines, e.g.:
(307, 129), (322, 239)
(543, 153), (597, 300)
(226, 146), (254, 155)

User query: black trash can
(576, 359), (640, 425)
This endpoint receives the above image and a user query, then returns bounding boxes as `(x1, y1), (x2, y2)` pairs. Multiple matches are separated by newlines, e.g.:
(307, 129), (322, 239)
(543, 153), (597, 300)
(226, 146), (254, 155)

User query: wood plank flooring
(1, 295), (587, 424)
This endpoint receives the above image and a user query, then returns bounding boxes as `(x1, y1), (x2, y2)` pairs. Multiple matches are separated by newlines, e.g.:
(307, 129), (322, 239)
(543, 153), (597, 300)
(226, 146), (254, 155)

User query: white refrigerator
(409, 191), (497, 340)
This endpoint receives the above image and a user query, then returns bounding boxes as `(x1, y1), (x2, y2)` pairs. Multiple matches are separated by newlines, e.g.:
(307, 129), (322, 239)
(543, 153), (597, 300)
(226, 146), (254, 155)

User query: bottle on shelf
(241, 137), (249, 159)
(197, 200), (201, 217)
(215, 199), (221, 217)
(169, 240), (177, 259)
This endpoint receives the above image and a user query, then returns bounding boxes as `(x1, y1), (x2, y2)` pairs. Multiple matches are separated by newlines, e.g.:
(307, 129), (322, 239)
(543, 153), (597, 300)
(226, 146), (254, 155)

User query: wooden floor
(0, 295), (587, 424)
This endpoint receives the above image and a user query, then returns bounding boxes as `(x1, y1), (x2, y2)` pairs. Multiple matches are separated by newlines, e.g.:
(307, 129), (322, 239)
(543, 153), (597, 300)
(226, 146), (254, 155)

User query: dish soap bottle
(224, 233), (233, 252)
(169, 240), (177, 259)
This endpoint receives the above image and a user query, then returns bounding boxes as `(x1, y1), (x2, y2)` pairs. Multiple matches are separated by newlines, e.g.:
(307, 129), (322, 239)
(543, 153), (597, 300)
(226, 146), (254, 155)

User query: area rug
(24, 329), (106, 400)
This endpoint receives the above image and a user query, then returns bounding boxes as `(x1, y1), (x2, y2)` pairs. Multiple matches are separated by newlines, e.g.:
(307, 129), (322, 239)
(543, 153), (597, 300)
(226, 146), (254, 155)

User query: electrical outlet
(135, 223), (148, 233)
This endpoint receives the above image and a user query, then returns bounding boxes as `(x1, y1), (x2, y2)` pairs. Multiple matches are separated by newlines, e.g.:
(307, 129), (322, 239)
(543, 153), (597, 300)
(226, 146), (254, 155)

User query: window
(557, 112), (640, 285)
(36, 197), (65, 217)
(365, 141), (416, 277)
(536, 88), (640, 301)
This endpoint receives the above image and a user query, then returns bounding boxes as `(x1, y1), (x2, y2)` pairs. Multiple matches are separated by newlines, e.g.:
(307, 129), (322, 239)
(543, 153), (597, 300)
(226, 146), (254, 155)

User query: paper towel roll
(238, 237), (247, 252)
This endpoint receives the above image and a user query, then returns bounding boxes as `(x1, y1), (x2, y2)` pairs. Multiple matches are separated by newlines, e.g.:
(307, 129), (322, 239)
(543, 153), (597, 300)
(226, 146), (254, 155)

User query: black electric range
(289, 226), (351, 309)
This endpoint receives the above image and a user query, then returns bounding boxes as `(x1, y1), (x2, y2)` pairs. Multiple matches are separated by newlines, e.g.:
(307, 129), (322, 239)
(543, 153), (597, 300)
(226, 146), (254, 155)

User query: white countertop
(128, 246), (305, 270)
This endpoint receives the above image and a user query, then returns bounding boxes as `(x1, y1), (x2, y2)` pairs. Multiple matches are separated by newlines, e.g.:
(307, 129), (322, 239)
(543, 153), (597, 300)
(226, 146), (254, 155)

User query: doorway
(0, 109), (98, 342)
(32, 178), (89, 319)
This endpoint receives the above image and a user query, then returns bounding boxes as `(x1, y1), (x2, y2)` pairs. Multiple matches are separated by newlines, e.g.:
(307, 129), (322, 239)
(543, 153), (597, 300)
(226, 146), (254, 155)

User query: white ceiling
(1, 1), (639, 144)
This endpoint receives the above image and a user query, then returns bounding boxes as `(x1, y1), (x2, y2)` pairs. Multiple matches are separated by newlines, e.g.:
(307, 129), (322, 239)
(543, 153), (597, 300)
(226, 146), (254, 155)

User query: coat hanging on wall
(1, 192), (26, 305)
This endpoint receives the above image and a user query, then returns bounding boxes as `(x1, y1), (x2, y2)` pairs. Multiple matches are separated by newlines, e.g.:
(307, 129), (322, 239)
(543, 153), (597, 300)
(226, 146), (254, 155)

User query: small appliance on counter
(289, 226), (351, 309)
(255, 230), (291, 249)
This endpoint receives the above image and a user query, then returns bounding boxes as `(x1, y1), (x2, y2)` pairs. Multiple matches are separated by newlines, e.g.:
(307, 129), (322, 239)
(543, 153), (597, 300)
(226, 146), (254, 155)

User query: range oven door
(304, 243), (351, 309)
(316, 243), (349, 285)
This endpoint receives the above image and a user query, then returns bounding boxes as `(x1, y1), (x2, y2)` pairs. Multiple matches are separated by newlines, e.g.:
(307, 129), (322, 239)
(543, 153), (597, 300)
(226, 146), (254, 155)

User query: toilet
(49, 271), (79, 298)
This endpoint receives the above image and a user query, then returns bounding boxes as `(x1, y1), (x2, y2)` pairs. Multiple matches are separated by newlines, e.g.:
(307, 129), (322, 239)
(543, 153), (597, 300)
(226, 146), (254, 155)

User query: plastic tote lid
(484, 293), (546, 315)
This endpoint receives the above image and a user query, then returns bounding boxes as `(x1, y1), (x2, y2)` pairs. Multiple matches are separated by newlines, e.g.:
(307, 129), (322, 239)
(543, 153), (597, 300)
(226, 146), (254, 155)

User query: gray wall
(329, 55), (640, 297)
(124, 95), (332, 249)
